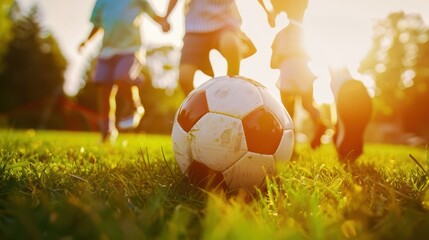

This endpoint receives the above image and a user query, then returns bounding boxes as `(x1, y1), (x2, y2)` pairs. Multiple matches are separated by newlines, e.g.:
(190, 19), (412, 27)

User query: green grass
(1, 129), (428, 239)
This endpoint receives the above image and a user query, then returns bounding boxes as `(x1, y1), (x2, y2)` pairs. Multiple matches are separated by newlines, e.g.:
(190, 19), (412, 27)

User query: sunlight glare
(303, 4), (374, 104)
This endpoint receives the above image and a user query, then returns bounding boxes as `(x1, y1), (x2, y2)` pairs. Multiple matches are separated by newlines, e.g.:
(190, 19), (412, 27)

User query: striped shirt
(184, 0), (242, 33)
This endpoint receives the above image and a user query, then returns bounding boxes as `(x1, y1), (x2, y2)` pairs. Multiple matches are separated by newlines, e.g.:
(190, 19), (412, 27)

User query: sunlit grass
(1, 129), (428, 239)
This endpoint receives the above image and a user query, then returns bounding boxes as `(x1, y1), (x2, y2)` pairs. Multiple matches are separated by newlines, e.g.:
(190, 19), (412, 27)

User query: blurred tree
(0, 6), (67, 129)
(403, 23), (429, 137)
(0, 0), (14, 71)
(359, 12), (429, 136)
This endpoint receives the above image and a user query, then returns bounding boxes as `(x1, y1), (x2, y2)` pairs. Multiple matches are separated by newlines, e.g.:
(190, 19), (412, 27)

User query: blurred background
(1, 0), (429, 146)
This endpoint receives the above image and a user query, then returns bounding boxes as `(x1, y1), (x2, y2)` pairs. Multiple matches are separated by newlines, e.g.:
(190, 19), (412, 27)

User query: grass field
(1, 129), (429, 239)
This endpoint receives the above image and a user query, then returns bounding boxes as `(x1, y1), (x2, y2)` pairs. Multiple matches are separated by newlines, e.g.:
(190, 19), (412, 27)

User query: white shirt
(184, 0), (242, 33)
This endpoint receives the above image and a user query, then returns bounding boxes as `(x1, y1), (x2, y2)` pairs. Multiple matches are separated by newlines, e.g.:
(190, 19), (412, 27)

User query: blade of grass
(161, 146), (176, 184)
(409, 154), (428, 177)
(68, 173), (89, 183)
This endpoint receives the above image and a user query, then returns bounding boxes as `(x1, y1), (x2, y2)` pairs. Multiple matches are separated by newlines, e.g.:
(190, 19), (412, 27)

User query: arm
(139, 0), (170, 32)
(165, 0), (178, 20)
(155, 0), (178, 33)
(79, 1), (102, 52)
(257, 0), (276, 27)
(78, 26), (101, 52)
(257, 0), (270, 14)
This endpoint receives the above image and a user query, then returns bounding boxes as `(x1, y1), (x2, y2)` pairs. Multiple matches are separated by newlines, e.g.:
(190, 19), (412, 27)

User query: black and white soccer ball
(171, 76), (294, 192)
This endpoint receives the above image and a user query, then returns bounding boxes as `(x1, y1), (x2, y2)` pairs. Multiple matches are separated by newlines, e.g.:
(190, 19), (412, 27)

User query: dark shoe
(118, 106), (144, 130)
(335, 80), (372, 163)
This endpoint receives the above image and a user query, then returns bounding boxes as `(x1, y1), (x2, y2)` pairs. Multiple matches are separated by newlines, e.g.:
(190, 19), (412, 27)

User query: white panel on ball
(189, 113), (247, 172)
(206, 76), (263, 119)
(273, 129), (295, 162)
(223, 152), (275, 192)
(171, 121), (193, 172)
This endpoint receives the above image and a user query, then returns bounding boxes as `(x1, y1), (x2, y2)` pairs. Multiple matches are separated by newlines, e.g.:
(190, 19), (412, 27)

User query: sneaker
(101, 128), (118, 144)
(335, 80), (372, 163)
(118, 106), (145, 130)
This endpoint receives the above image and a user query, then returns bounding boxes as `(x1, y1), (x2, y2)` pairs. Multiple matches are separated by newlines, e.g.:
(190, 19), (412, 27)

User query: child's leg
(114, 54), (143, 110)
(301, 90), (326, 149)
(116, 82), (145, 130)
(179, 64), (198, 96)
(301, 90), (320, 123)
(218, 29), (241, 76)
(280, 91), (296, 119)
(114, 54), (144, 130)
(96, 84), (116, 142)
(116, 82), (142, 112)
(93, 57), (117, 143)
(335, 80), (372, 163)
(178, 32), (215, 95)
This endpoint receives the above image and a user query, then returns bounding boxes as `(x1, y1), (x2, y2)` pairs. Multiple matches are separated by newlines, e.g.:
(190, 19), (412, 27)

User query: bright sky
(16, 0), (429, 103)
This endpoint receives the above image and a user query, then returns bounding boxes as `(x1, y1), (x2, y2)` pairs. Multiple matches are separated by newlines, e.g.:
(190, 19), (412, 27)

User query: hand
(78, 41), (86, 53)
(160, 17), (171, 32)
(154, 16), (171, 32)
(161, 19), (171, 32)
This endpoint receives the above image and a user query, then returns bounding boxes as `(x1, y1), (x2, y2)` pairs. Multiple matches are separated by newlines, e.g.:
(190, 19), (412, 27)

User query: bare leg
(335, 80), (372, 163)
(116, 82), (142, 113)
(179, 64), (198, 96)
(96, 84), (116, 142)
(280, 91), (296, 120)
(116, 81), (145, 130)
(301, 90), (321, 123)
(218, 30), (241, 76)
(301, 91), (326, 149)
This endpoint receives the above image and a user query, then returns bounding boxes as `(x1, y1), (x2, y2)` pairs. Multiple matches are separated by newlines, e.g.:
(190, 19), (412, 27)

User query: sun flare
(302, 7), (374, 104)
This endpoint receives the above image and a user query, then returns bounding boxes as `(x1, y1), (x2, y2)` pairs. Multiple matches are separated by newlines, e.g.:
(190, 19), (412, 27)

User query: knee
(178, 64), (197, 94)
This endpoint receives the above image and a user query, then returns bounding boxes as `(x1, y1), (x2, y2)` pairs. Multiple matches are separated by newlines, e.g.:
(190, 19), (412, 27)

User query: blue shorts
(93, 53), (143, 85)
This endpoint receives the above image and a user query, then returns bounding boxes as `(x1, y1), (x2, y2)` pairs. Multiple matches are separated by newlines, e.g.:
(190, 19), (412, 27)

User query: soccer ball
(171, 76), (294, 193)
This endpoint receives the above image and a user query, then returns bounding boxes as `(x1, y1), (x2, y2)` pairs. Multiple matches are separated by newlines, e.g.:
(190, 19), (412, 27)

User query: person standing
(79, 0), (169, 143)
(162, 0), (262, 96)
(265, 0), (327, 149)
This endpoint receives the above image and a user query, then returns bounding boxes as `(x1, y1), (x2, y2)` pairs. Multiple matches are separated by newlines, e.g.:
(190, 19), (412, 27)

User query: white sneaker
(118, 106), (145, 130)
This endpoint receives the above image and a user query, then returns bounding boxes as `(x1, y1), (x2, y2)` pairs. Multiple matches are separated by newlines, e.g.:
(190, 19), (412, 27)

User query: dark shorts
(93, 53), (143, 85)
(180, 27), (256, 77)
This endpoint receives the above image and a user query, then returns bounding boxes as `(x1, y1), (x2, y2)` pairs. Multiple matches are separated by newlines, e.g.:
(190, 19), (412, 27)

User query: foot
(118, 106), (145, 130)
(101, 128), (118, 144)
(335, 80), (372, 163)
